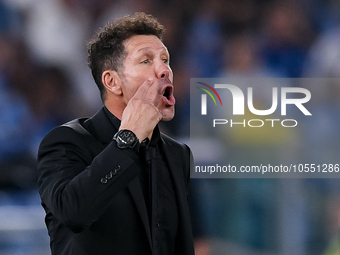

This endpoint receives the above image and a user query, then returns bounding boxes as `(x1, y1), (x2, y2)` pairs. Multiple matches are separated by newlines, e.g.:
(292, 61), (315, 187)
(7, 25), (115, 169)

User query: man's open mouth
(162, 85), (175, 105)
(163, 86), (171, 99)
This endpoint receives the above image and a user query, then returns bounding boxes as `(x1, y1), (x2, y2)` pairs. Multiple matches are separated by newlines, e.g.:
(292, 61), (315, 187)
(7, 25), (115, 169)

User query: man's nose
(156, 61), (171, 79)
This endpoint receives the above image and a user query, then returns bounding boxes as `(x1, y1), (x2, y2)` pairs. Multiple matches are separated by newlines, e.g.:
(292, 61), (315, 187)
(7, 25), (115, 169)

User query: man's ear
(102, 70), (122, 96)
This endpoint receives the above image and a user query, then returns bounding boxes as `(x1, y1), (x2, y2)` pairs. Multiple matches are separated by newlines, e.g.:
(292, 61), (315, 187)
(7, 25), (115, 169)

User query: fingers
(133, 77), (154, 99)
(133, 77), (161, 106)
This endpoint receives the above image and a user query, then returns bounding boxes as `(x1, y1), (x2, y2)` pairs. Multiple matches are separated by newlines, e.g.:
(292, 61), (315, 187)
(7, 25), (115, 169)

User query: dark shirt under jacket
(104, 107), (179, 255)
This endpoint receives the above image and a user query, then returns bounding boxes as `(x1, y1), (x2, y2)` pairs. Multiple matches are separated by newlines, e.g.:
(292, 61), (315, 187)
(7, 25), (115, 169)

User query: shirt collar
(103, 106), (121, 131)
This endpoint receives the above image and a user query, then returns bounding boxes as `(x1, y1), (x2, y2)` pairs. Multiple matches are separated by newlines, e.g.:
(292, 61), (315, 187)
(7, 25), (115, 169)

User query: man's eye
(163, 59), (168, 63)
(141, 59), (149, 64)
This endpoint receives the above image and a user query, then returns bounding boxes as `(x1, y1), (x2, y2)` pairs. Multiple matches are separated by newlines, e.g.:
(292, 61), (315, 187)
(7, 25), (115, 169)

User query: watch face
(116, 130), (137, 148)
(120, 131), (135, 144)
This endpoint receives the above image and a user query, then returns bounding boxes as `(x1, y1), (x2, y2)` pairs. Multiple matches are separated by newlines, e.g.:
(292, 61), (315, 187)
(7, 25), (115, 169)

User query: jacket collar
(83, 107), (117, 145)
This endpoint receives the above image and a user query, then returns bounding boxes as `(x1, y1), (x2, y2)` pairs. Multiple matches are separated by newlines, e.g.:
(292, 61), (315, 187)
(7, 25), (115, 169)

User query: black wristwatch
(113, 129), (140, 151)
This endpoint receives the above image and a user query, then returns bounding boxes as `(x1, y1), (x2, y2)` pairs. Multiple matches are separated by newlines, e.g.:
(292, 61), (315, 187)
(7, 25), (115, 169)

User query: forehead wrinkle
(124, 36), (170, 64)
(137, 46), (168, 53)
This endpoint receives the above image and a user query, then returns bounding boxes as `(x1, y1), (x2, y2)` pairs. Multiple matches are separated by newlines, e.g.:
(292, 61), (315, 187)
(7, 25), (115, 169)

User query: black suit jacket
(37, 107), (194, 255)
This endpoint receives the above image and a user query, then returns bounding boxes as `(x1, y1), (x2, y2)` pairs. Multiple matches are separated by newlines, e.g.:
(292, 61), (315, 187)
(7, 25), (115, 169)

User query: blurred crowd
(0, 0), (340, 254)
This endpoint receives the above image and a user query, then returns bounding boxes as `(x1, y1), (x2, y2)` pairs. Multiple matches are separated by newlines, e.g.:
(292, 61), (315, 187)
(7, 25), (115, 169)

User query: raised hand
(119, 77), (163, 141)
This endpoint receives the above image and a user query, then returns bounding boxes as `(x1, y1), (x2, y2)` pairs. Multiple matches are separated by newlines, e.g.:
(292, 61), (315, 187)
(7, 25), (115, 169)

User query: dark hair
(87, 12), (165, 101)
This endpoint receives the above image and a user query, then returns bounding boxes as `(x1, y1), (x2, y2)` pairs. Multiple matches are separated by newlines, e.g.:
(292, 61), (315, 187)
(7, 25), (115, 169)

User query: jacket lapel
(161, 136), (187, 195)
(127, 178), (152, 248)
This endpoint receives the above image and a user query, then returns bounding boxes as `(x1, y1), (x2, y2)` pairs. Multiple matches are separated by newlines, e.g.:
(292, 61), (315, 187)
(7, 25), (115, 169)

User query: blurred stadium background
(0, 0), (340, 254)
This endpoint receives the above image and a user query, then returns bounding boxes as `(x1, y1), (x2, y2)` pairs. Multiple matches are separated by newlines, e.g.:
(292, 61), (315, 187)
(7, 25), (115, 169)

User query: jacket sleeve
(37, 125), (143, 233)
